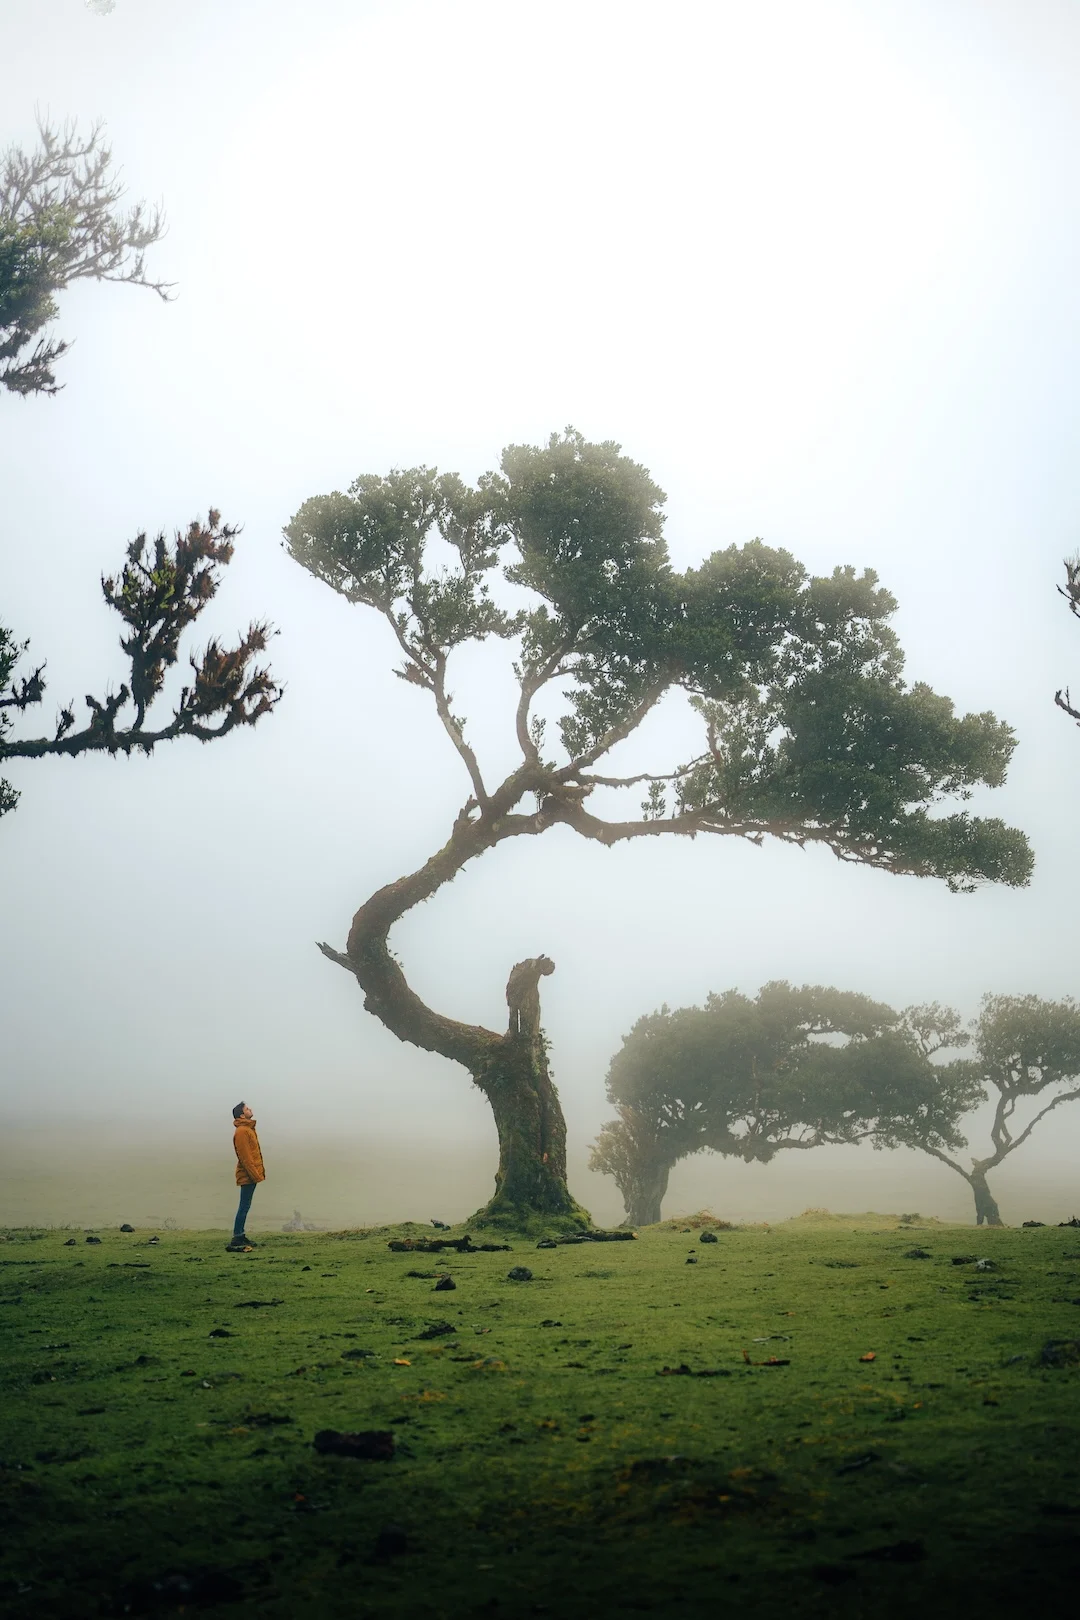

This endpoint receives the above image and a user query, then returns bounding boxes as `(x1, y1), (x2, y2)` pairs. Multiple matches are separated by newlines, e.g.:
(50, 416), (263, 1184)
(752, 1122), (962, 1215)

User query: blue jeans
(233, 1181), (256, 1238)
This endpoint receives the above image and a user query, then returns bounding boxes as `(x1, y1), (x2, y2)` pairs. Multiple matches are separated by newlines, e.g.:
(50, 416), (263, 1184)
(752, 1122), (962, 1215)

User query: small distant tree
(286, 430), (1032, 1228)
(1, 119), (168, 396)
(589, 982), (969, 1225)
(885, 996), (1080, 1225)
(0, 514), (282, 819)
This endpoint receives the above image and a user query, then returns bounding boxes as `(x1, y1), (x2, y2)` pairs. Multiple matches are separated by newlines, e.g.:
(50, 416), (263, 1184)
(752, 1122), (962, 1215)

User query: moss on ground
(2, 1214), (1079, 1618)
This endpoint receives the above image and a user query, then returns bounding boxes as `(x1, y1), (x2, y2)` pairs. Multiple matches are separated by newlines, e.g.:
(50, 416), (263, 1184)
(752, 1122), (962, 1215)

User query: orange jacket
(233, 1117), (265, 1185)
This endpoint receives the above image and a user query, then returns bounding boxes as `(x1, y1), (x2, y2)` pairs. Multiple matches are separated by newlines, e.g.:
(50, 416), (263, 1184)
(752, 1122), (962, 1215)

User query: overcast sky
(3, 0), (1080, 1229)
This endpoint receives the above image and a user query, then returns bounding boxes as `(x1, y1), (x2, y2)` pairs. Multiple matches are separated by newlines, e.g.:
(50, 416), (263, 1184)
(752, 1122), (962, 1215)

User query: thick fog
(3, 0), (1080, 1231)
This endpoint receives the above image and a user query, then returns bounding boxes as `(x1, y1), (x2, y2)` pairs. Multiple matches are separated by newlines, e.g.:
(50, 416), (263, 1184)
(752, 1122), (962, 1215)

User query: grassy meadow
(2, 1210), (1079, 1618)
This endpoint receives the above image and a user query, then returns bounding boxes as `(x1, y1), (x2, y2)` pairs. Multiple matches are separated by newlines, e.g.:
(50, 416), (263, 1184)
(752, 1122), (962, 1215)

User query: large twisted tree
(589, 983), (973, 1225)
(286, 429), (1032, 1228)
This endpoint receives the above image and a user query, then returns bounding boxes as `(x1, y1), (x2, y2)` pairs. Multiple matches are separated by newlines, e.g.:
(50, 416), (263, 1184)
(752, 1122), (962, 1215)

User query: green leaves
(286, 428), (1031, 892)
(593, 982), (986, 1215)
(0, 120), (169, 396)
(1, 514), (282, 774)
(970, 994), (1080, 1097)
(283, 469), (520, 661)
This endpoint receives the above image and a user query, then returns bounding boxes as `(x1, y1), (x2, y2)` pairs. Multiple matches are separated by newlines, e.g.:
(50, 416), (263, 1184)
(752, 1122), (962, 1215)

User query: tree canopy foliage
(289, 430), (1032, 1226)
(288, 430), (1031, 893)
(0, 119), (168, 396)
(0, 514), (282, 820)
(589, 982), (977, 1225)
(591, 985), (1080, 1227)
(886, 994), (1080, 1225)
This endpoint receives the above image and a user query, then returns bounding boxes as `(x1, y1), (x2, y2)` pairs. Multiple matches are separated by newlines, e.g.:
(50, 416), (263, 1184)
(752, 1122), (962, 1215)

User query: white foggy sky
(3, 0), (1080, 1226)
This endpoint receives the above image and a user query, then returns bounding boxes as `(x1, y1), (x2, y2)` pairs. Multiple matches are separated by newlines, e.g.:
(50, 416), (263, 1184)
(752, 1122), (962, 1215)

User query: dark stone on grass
(313, 1428), (394, 1460)
(1039, 1340), (1080, 1368)
(699, 1231), (719, 1244)
(902, 1248), (932, 1259)
(1023, 1220), (1046, 1228)
(340, 1347), (377, 1359)
(415, 1321), (456, 1340)
(536, 1238), (558, 1249)
(852, 1539), (926, 1563)
(507, 1266), (533, 1282)
(685, 1256), (698, 1264)
(434, 1275), (456, 1291)
(1058, 1217), (1080, 1228)
(811, 1564), (856, 1585)
(112, 1567), (244, 1612)
(147, 1237), (160, 1245)
(119, 1224), (135, 1233)
(63, 1238), (76, 1246)
(539, 1319), (562, 1327)
(85, 1236), (101, 1245)
(835, 1452), (881, 1475)
(951, 1255), (977, 1265)
(822, 1259), (857, 1268)
(373, 1524), (409, 1558)
(234, 1299), (283, 1309)
(208, 1328), (233, 1339)
(430, 1219), (450, 1229)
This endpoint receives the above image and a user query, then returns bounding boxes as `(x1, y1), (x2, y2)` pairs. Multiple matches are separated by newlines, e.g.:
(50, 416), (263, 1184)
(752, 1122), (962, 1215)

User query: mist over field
(4, 0), (1080, 1233)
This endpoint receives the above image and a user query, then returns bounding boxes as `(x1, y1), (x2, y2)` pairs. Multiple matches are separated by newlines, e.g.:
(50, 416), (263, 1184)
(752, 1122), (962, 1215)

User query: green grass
(2, 1212), (1079, 1618)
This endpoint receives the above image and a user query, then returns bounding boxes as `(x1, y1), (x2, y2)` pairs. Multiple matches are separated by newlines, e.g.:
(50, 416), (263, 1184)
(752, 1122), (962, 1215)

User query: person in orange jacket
(228, 1101), (265, 1251)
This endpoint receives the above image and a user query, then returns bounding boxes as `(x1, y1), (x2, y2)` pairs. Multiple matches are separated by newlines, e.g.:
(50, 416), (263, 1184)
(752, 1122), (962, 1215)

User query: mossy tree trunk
(968, 1164), (1003, 1227)
(621, 1158), (673, 1227)
(318, 775), (590, 1229)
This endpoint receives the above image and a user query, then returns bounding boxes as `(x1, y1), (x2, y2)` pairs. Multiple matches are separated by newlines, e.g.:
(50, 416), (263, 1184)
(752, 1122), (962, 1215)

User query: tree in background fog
(885, 995), (1080, 1225)
(589, 983), (976, 1225)
(286, 429), (1032, 1229)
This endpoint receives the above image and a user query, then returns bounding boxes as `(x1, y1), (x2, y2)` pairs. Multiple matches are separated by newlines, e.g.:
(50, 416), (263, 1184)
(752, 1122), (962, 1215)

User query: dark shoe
(227, 1236), (256, 1251)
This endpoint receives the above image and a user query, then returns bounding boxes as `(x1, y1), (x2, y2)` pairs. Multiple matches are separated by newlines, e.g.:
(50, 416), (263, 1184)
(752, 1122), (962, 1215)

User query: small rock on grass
(119, 1224), (135, 1233)
(313, 1429), (394, 1460)
(63, 1238), (76, 1247)
(114, 1569), (244, 1610)
(1040, 1339), (1080, 1368)
(507, 1266), (533, 1282)
(85, 1236), (101, 1245)
(699, 1231), (719, 1244)
(415, 1321), (456, 1341)
(434, 1275), (456, 1291)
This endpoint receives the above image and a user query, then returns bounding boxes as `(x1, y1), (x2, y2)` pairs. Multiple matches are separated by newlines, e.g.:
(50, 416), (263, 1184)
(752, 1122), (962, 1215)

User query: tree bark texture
(968, 1166), (1003, 1227)
(320, 791), (590, 1229)
(617, 1158), (673, 1227)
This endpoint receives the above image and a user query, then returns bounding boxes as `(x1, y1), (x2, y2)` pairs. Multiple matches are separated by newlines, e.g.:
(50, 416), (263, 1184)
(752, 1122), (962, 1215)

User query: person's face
(241, 1105), (253, 1120)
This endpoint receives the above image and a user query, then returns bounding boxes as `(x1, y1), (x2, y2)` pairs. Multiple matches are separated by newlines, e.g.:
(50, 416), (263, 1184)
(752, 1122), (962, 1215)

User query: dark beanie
(232, 1101), (246, 1120)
